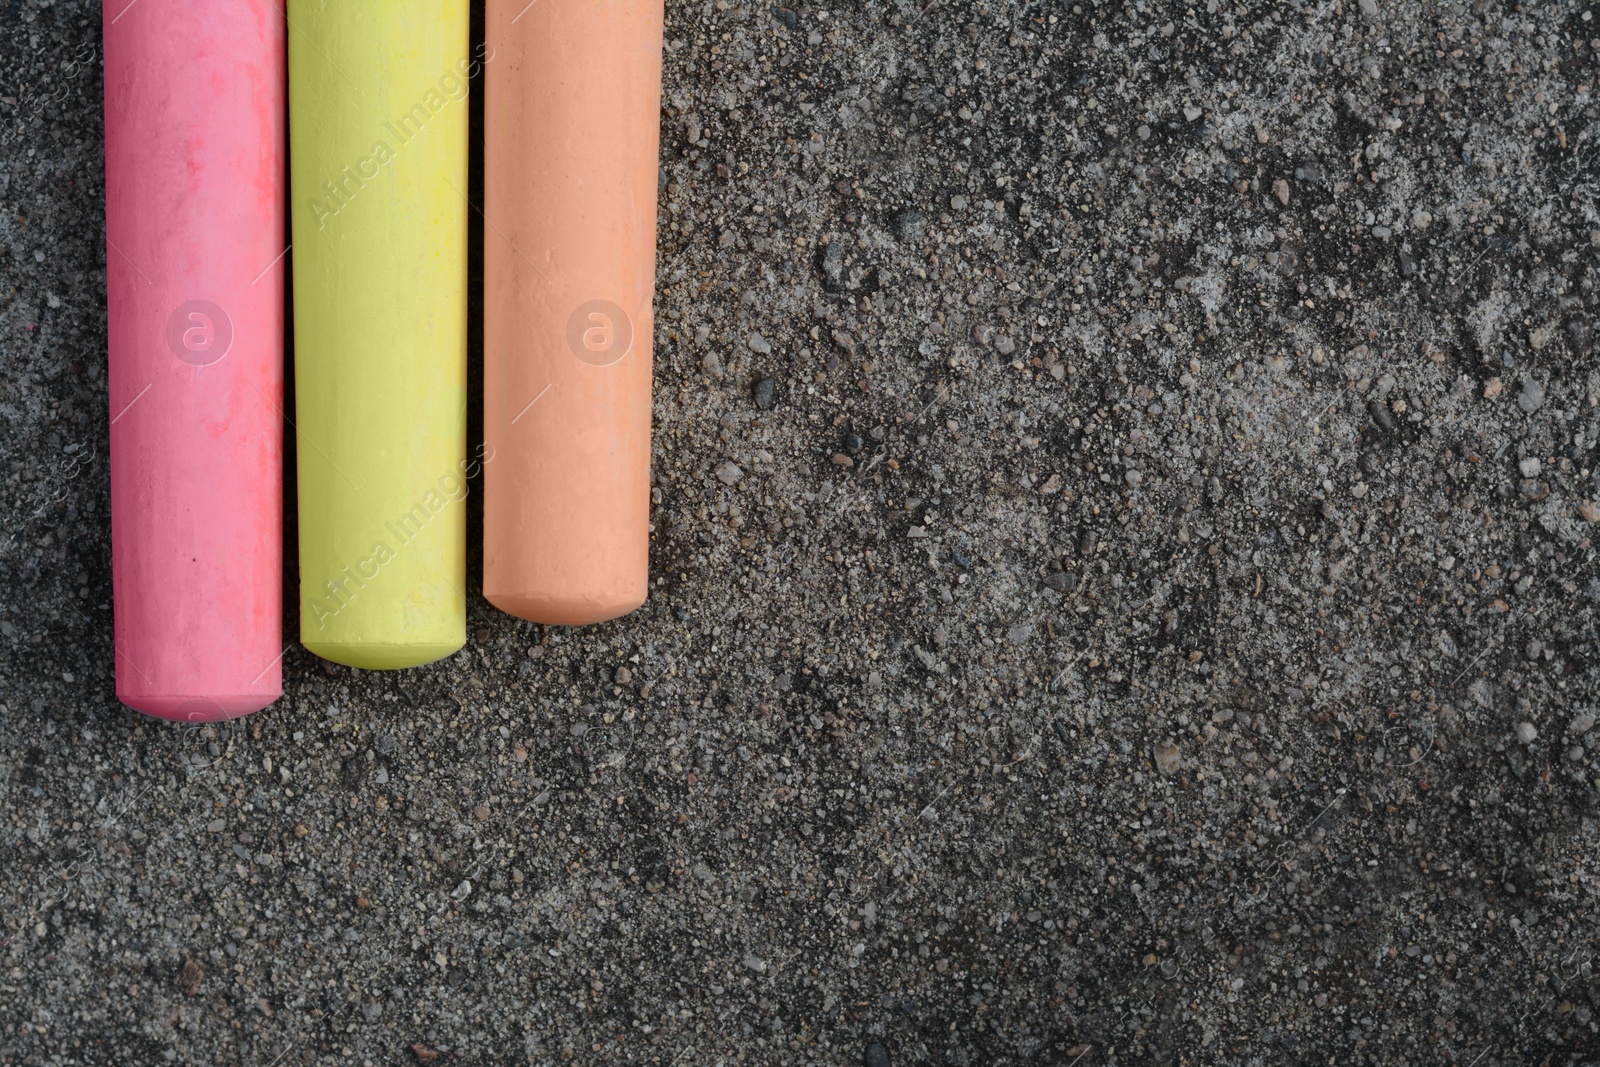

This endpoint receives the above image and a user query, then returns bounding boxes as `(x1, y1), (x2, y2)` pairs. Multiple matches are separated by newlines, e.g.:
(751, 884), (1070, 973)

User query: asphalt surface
(3, 1), (1600, 1064)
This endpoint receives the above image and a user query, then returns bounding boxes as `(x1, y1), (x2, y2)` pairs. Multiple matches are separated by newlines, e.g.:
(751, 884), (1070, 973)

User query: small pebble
(1516, 722), (1537, 745)
(176, 959), (205, 996)
(752, 377), (776, 410)
(822, 239), (845, 283)
(1154, 740), (1182, 775)
(1517, 377), (1545, 413)
(1044, 571), (1076, 594)
(1367, 399), (1395, 433)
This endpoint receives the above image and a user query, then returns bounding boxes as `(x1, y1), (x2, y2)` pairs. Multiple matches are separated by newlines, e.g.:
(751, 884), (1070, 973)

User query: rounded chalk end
(484, 587), (646, 627)
(301, 637), (465, 672)
(117, 690), (280, 722)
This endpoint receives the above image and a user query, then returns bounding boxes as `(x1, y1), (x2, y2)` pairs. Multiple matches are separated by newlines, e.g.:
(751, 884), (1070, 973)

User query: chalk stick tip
(117, 689), (281, 723)
(301, 637), (466, 672)
(484, 587), (646, 627)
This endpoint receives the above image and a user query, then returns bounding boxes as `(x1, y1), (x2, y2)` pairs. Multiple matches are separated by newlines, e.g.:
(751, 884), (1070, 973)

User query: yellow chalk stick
(288, 2), (471, 669)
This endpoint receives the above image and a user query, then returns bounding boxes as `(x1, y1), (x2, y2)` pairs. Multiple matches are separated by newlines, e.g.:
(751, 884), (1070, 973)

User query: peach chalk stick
(288, 2), (470, 669)
(484, 0), (664, 625)
(103, 0), (286, 720)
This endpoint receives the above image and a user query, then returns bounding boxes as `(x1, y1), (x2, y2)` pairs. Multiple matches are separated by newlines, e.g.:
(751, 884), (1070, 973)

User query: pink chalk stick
(103, 1), (286, 720)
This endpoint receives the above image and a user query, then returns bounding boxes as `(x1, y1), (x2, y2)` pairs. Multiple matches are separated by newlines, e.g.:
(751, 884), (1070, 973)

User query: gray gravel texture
(4, 0), (1600, 1064)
